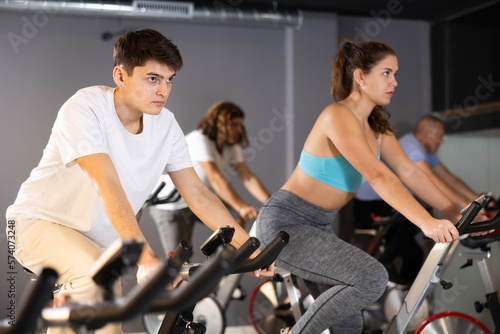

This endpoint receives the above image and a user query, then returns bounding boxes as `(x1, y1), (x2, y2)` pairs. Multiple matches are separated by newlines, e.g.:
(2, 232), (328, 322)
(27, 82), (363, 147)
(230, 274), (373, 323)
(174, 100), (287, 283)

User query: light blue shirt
(355, 132), (441, 201)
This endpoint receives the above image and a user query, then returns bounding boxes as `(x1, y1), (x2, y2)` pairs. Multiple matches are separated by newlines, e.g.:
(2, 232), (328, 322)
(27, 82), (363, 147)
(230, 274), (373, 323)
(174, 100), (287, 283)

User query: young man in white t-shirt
(6, 30), (272, 334)
(150, 101), (270, 256)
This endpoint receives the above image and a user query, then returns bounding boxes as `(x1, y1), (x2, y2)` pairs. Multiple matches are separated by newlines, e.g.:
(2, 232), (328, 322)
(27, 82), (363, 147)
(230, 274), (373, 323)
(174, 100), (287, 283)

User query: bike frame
(383, 239), (460, 333)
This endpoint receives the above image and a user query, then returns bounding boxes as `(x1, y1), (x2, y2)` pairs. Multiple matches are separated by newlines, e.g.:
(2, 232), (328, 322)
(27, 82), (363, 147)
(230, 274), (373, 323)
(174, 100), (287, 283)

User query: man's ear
(113, 65), (126, 87)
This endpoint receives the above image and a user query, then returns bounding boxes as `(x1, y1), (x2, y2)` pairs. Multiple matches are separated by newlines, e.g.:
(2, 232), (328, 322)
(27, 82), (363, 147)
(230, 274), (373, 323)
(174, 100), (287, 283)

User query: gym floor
(129, 326), (258, 334)
(225, 326), (258, 333)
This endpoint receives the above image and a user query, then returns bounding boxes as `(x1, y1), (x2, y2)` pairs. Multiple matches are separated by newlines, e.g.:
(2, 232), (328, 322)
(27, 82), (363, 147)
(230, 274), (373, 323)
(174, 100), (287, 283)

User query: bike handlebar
(182, 230), (289, 278)
(33, 228), (289, 330)
(459, 208), (500, 235)
(146, 181), (166, 205)
(91, 238), (144, 298)
(456, 193), (497, 235)
(42, 240), (192, 330)
(144, 181), (181, 206)
(232, 231), (289, 273)
(0, 268), (59, 334)
(146, 245), (237, 313)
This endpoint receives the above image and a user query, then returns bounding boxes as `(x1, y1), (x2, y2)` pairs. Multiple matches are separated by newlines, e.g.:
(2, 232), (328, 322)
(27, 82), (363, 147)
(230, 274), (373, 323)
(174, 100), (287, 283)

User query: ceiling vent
(133, 1), (193, 18)
(0, 0), (302, 28)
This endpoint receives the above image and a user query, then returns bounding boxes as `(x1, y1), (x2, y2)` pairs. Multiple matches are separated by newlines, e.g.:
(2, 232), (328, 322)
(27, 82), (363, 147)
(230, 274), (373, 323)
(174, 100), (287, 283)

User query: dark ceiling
(183, 0), (500, 24)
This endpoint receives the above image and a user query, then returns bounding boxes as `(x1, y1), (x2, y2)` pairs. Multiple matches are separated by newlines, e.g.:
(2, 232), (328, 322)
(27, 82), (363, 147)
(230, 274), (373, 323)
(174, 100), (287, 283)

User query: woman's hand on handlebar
(243, 247), (276, 278)
(249, 261), (275, 278)
(421, 218), (459, 243)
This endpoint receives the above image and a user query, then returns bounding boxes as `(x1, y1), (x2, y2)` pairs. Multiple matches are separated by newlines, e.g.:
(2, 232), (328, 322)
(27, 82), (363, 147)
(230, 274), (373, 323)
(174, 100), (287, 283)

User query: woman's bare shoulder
(318, 102), (357, 125)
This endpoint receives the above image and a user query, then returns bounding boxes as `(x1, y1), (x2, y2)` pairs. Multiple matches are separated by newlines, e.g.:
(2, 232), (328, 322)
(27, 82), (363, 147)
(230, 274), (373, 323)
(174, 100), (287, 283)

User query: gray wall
(0, 8), (432, 332)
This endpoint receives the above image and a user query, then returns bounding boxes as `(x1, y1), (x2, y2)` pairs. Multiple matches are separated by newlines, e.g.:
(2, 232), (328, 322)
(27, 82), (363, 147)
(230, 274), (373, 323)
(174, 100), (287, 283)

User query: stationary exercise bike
(143, 226), (289, 334)
(140, 183), (274, 334)
(4, 230), (281, 334)
(414, 229), (500, 333)
(382, 193), (500, 334)
(0, 237), (209, 333)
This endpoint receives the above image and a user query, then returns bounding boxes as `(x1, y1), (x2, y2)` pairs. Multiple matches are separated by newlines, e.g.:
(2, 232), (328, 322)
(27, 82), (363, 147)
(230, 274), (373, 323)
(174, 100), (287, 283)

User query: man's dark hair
(113, 29), (183, 75)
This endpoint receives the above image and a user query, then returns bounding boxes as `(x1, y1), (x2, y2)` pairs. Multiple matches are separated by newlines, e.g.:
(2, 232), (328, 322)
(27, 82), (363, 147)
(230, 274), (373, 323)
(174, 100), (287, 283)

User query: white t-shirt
(6, 86), (192, 248)
(154, 129), (244, 210)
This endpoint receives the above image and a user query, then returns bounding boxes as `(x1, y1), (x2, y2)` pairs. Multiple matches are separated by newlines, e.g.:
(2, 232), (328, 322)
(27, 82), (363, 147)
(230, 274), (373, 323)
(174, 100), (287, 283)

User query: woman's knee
(354, 259), (388, 304)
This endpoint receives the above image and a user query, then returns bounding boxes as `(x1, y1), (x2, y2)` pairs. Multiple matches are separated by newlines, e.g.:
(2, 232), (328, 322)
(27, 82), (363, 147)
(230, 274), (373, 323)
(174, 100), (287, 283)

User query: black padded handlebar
(460, 208), (500, 235)
(456, 193), (494, 235)
(233, 231), (289, 273)
(200, 225), (235, 256)
(146, 181), (166, 205)
(29, 228), (289, 331)
(146, 246), (236, 313)
(179, 234), (261, 280)
(145, 181), (182, 206)
(92, 238), (144, 300)
(0, 268), (58, 334)
(183, 230), (289, 277)
(42, 241), (192, 330)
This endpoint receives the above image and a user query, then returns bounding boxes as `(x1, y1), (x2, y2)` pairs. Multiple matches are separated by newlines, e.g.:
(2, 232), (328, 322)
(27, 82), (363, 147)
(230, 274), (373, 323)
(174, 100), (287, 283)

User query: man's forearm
(242, 175), (270, 203)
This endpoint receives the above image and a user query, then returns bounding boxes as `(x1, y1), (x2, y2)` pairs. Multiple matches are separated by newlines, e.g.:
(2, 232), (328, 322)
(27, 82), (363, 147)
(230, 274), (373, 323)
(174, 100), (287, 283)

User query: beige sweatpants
(9, 218), (122, 334)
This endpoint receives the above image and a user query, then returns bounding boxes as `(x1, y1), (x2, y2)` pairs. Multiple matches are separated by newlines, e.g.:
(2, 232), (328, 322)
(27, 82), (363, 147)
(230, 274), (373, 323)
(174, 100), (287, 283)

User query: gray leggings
(255, 190), (388, 334)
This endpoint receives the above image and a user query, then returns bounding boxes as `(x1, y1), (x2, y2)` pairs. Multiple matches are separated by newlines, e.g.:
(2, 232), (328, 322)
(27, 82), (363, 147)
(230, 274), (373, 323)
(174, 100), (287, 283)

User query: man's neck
(114, 89), (144, 134)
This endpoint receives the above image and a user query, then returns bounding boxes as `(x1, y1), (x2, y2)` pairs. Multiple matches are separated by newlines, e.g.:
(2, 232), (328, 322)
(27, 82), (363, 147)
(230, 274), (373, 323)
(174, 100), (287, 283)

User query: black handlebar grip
(147, 246), (235, 313)
(233, 231), (290, 273)
(9, 268), (59, 334)
(170, 240), (192, 267)
(230, 237), (261, 270)
(146, 181), (166, 204)
(456, 194), (490, 235)
(461, 209), (500, 234)
(200, 226), (235, 256)
(66, 243), (193, 328)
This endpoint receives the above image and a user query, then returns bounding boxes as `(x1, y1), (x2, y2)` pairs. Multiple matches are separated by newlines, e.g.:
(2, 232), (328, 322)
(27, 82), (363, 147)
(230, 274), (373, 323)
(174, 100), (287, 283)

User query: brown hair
(197, 101), (249, 152)
(113, 29), (183, 75)
(332, 39), (396, 134)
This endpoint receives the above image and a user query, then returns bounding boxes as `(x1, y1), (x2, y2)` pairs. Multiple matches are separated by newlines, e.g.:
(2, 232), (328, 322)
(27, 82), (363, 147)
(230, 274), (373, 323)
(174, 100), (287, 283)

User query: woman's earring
(360, 82), (364, 87)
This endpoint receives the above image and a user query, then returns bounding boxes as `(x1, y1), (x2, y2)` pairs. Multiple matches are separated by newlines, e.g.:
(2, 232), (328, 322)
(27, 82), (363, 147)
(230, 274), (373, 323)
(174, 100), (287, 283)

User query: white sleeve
(187, 131), (215, 163)
(52, 99), (108, 168)
(164, 120), (193, 173)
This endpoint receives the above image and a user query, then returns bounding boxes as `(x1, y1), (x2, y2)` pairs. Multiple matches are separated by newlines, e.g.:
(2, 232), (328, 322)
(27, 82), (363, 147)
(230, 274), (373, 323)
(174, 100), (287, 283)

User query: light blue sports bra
(298, 137), (380, 193)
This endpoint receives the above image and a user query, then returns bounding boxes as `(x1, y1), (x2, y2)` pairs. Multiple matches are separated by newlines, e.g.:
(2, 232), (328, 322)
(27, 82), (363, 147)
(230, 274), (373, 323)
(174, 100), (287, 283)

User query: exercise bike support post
(459, 243), (500, 332)
(382, 193), (492, 334)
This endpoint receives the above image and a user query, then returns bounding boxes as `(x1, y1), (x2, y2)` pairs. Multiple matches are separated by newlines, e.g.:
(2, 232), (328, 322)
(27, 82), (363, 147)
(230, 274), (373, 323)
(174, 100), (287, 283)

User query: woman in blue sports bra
(255, 40), (463, 334)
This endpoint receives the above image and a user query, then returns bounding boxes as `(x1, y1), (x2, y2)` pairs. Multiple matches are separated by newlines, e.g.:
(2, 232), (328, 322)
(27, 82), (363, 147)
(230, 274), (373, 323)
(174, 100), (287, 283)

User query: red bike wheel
(249, 278), (290, 334)
(415, 311), (490, 334)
